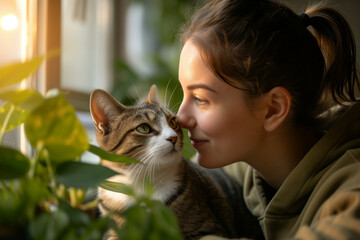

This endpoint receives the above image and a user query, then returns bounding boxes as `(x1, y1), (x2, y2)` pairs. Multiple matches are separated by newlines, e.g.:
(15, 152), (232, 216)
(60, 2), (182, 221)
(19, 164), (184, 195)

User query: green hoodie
(206, 101), (360, 240)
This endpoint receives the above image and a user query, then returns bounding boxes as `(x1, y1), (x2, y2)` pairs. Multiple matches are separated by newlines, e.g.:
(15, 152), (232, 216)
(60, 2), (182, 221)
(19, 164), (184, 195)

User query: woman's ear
(263, 87), (292, 132)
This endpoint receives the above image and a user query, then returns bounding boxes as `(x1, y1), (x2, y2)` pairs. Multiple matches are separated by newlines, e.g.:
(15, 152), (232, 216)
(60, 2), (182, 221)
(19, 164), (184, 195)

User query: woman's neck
(250, 124), (318, 189)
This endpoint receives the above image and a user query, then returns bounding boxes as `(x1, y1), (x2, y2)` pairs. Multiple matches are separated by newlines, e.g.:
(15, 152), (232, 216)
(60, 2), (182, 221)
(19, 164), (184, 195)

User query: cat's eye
(136, 124), (152, 134)
(168, 117), (179, 131)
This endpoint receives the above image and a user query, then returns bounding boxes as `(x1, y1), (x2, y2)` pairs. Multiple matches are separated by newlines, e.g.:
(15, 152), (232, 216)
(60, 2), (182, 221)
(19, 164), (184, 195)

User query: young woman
(176, 0), (360, 239)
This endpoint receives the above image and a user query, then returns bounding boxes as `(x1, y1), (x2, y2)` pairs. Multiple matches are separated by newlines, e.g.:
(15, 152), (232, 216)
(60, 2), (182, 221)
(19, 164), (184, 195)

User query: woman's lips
(190, 138), (208, 149)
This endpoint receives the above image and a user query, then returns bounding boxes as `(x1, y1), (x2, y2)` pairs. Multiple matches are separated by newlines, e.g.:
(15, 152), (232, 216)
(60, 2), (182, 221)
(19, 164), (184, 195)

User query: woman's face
(177, 41), (265, 168)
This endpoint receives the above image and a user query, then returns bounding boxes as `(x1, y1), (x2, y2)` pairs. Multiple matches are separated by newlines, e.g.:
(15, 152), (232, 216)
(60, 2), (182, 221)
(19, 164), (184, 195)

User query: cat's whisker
(128, 164), (140, 178)
(168, 84), (178, 110)
(145, 165), (152, 188)
(141, 150), (163, 186)
(128, 96), (136, 106)
(132, 167), (145, 192)
(136, 152), (157, 184)
(156, 154), (161, 173)
(129, 167), (140, 184)
(165, 79), (172, 109)
(131, 148), (148, 160)
(152, 153), (162, 179)
(147, 157), (154, 180)
(171, 101), (182, 113)
(133, 86), (142, 104)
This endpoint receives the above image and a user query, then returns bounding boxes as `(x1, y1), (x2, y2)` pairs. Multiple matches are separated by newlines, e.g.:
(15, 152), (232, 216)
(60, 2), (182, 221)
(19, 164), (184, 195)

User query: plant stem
(79, 199), (99, 211)
(76, 189), (86, 204)
(0, 180), (10, 193)
(69, 188), (78, 208)
(44, 149), (57, 192)
(69, 188), (86, 209)
(0, 104), (15, 145)
(28, 143), (43, 179)
(56, 184), (67, 199)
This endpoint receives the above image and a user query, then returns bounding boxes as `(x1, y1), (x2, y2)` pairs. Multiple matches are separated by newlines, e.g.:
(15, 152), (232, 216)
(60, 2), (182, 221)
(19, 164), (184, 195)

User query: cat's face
(90, 85), (183, 165)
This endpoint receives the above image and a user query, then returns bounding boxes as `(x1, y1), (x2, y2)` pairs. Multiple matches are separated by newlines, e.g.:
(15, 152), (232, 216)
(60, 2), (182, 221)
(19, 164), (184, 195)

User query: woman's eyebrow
(187, 84), (217, 93)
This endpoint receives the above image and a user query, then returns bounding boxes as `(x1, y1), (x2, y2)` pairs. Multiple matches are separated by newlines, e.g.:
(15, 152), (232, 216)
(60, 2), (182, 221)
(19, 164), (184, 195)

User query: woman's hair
(181, 0), (359, 126)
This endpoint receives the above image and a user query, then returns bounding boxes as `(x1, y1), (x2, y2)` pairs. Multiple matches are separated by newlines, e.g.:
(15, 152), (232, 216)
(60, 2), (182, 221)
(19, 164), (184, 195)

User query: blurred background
(0, 0), (359, 160)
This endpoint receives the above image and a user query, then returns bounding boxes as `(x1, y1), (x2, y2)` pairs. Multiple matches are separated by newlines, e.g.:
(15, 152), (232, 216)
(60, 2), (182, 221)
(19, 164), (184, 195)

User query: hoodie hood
(244, 101), (360, 218)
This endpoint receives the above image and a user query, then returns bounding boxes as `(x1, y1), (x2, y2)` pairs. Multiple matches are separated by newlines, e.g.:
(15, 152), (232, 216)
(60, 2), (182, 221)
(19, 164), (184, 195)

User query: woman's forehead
(179, 42), (218, 87)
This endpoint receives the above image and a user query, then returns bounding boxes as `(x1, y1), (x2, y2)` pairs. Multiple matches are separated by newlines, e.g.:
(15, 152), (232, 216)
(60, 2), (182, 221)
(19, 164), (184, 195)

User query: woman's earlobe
(263, 87), (292, 132)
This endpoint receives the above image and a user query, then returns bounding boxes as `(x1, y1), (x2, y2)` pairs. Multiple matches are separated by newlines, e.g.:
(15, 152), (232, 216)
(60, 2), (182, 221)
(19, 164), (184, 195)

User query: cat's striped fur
(90, 85), (263, 240)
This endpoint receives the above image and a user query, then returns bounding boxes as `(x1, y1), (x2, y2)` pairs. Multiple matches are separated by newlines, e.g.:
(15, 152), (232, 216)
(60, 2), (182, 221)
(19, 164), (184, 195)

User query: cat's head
(90, 85), (183, 164)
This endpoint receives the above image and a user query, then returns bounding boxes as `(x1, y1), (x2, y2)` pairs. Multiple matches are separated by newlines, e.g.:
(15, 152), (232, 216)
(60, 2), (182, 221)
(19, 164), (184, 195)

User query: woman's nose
(177, 102), (196, 129)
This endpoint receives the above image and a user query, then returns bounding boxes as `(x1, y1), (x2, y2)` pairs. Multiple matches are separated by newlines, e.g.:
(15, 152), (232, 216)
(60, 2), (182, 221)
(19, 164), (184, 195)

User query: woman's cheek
(197, 110), (222, 136)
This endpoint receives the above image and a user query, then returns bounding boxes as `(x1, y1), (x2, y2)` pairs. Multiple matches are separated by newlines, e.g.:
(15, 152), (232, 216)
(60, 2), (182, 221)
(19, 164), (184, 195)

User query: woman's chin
(196, 153), (223, 169)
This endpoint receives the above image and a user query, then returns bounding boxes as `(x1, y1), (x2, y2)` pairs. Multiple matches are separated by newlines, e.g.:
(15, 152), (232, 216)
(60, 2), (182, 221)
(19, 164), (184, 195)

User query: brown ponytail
(306, 4), (359, 103)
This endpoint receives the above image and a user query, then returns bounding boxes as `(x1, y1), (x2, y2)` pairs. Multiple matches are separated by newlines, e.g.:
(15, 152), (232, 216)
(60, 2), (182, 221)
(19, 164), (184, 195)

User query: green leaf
(0, 102), (29, 132)
(25, 94), (89, 162)
(56, 161), (118, 189)
(45, 143), (88, 163)
(98, 181), (135, 197)
(57, 199), (110, 240)
(0, 178), (49, 225)
(29, 210), (69, 240)
(117, 198), (183, 240)
(0, 89), (44, 110)
(0, 187), (24, 224)
(0, 56), (44, 89)
(117, 200), (152, 239)
(0, 146), (30, 179)
(79, 216), (110, 240)
(88, 144), (140, 164)
(151, 200), (183, 239)
(58, 199), (91, 226)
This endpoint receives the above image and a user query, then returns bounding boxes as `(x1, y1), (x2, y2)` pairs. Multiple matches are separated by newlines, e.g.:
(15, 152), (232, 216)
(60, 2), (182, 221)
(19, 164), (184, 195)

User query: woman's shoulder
(320, 147), (360, 191)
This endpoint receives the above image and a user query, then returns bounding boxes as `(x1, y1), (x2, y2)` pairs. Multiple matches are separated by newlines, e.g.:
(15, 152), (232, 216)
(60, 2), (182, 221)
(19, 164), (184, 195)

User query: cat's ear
(90, 89), (125, 134)
(145, 85), (158, 104)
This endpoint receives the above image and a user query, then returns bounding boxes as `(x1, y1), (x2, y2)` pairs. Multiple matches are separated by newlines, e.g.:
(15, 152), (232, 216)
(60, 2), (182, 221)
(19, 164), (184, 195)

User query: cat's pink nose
(167, 136), (178, 144)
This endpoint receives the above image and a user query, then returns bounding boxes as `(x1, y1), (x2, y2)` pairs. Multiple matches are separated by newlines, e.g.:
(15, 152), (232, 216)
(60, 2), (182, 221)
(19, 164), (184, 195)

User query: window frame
(34, 0), (126, 112)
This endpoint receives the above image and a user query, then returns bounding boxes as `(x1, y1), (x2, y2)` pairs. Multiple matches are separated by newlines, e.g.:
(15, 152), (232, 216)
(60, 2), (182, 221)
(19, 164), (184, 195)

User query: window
(35, 0), (117, 111)
(0, 0), (27, 151)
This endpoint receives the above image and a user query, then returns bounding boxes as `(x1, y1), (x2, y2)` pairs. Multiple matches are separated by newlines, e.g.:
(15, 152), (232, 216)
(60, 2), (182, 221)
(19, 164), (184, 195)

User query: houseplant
(0, 56), (183, 239)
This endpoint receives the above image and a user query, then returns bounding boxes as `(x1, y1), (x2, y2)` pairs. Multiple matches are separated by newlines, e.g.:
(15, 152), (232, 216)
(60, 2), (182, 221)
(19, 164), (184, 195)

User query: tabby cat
(90, 85), (263, 240)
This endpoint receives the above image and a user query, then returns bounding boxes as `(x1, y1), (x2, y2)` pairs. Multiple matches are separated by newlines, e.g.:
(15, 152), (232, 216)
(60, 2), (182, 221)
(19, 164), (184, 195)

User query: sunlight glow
(0, 13), (18, 31)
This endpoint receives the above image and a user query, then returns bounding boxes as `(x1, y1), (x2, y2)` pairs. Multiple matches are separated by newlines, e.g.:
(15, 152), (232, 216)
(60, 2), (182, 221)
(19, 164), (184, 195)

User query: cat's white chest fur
(98, 173), (134, 213)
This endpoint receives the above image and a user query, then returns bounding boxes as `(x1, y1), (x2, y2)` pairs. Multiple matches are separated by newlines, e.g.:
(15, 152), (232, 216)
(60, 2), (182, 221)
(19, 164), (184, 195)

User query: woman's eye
(136, 124), (152, 134)
(194, 96), (209, 105)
